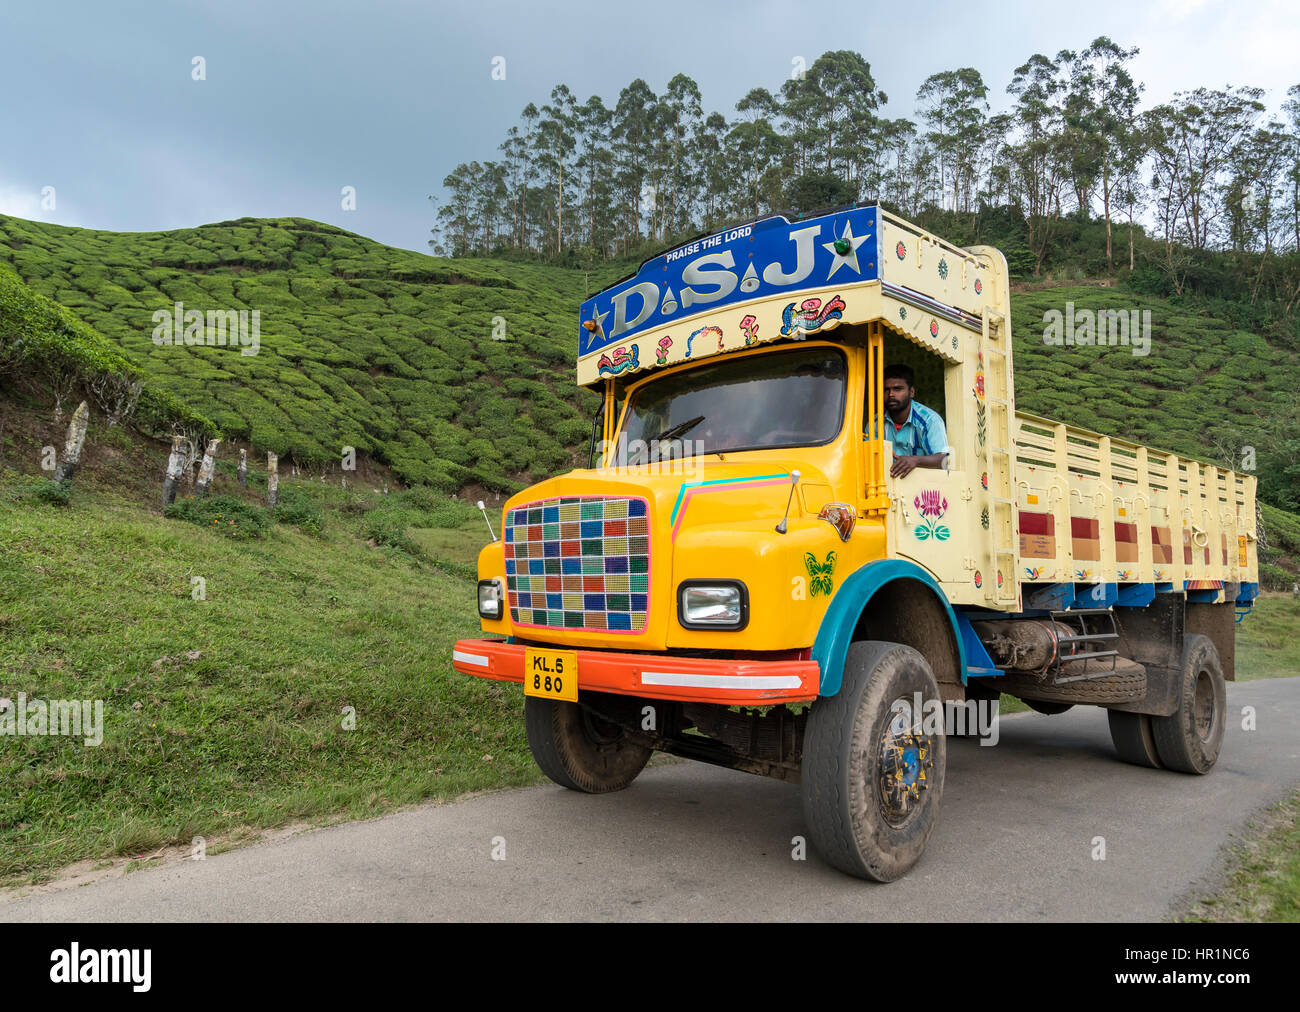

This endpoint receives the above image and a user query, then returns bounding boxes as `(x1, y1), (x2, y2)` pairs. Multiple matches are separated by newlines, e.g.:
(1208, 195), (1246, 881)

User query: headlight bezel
(677, 579), (749, 631)
(477, 578), (504, 620)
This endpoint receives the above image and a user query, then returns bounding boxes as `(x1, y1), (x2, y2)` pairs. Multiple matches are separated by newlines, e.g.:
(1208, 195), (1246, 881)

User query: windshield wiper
(630, 415), (706, 464)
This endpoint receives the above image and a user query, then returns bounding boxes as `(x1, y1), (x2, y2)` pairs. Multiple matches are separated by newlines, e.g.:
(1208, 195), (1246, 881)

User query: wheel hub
(878, 702), (934, 824)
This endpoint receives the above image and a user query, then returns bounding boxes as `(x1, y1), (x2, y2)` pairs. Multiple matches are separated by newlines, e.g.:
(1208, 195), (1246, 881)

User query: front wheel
(524, 692), (651, 793)
(801, 641), (947, 882)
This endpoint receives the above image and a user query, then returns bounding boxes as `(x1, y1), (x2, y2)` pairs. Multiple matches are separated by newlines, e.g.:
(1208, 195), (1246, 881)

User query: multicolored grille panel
(503, 496), (650, 632)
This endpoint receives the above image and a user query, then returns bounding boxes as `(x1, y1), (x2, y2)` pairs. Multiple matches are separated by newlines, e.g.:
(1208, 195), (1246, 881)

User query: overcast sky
(2, 0), (1297, 253)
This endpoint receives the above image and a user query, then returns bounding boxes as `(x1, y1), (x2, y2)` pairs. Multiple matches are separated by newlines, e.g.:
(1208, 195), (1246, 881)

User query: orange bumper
(452, 639), (820, 704)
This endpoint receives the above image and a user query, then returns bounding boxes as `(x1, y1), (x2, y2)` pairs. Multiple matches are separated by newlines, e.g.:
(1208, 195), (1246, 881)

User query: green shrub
(271, 486), (324, 535)
(164, 494), (269, 539)
(27, 478), (72, 506)
(365, 513), (421, 556)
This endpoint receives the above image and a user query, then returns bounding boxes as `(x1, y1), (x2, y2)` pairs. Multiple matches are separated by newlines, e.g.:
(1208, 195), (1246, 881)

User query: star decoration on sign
(585, 306), (608, 343)
(822, 223), (870, 279)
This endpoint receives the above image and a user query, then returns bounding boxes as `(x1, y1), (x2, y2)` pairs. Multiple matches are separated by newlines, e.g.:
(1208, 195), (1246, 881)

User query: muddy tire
(801, 641), (946, 882)
(1150, 634), (1226, 774)
(1107, 710), (1163, 768)
(993, 666), (1145, 705)
(524, 692), (651, 793)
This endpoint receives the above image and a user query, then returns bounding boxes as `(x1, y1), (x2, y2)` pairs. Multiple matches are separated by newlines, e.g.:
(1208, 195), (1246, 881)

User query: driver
(870, 363), (951, 477)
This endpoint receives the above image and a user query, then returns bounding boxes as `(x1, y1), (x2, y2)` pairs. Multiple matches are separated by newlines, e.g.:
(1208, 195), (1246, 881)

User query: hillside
(0, 214), (627, 492)
(1, 214), (1297, 565)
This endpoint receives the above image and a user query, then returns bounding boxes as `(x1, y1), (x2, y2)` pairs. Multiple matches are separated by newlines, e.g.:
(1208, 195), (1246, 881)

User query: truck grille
(503, 496), (650, 633)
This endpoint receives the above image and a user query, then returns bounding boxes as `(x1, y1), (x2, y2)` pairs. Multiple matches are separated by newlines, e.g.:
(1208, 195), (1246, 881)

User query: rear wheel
(1107, 709), (1163, 768)
(801, 641), (946, 882)
(524, 692), (651, 793)
(1150, 634), (1226, 774)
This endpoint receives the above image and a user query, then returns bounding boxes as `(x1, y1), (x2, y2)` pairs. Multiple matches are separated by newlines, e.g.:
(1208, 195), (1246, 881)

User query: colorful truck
(452, 204), (1260, 881)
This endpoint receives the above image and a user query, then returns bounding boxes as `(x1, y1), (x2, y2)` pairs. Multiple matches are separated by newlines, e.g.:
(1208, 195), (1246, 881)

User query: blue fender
(811, 559), (967, 697)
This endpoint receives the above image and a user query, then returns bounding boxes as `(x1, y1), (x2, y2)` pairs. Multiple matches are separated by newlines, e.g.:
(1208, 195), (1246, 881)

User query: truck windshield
(616, 346), (847, 464)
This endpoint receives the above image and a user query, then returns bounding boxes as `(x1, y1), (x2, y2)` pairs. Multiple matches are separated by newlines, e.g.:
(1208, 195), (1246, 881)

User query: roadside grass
(1179, 789), (1300, 922)
(1234, 594), (1300, 679)
(0, 472), (542, 886)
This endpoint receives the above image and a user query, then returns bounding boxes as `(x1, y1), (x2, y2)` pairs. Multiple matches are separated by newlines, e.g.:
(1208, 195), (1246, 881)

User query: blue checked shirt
(871, 401), (951, 463)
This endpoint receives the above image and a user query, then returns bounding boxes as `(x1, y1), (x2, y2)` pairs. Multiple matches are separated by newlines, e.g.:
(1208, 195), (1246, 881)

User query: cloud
(0, 183), (45, 220)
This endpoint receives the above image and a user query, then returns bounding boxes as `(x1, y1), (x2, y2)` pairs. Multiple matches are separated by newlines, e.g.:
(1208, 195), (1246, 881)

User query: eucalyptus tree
(1070, 38), (1142, 269)
(1144, 86), (1265, 251)
(916, 68), (989, 213)
(612, 79), (658, 252)
(1006, 52), (1072, 274)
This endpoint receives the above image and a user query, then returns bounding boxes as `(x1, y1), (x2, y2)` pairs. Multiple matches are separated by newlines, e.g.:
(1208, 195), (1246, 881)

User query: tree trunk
(1103, 163), (1113, 271)
(267, 452), (279, 507)
(195, 438), (221, 496)
(162, 435), (185, 509)
(52, 401), (89, 484)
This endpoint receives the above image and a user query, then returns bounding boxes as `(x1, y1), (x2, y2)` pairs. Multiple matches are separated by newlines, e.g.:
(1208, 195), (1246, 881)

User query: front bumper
(452, 638), (820, 704)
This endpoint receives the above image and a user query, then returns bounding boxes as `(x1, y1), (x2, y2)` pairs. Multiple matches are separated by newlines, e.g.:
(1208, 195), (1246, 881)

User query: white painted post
(195, 438), (221, 496)
(162, 435), (185, 508)
(267, 452), (279, 507)
(52, 401), (89, 483)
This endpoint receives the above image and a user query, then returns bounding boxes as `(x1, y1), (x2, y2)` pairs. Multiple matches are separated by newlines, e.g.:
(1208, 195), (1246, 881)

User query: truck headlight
(677, 580), (748, 630)
(477, 578), (504, 619)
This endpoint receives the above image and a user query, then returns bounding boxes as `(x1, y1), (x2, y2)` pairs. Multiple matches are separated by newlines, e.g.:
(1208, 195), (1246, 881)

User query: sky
(1, 0), (1297, 254)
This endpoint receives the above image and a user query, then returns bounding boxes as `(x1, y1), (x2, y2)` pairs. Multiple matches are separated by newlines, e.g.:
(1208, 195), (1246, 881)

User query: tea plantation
(0, 214), (627, 492)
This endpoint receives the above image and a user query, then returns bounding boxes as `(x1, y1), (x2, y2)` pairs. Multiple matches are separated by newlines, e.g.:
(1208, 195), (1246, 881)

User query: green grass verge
(0, 473), (541, 886)
(1179, 789), (1300, 922)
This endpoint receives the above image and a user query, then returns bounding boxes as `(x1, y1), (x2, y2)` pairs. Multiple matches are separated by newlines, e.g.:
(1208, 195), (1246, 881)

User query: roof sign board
(578, 204), (881, 360)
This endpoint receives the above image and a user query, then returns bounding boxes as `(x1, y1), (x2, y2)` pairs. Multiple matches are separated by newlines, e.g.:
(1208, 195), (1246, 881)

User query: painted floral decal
(980, 472), (988, 490)
(929, 319), (939, 338)
(896, 241), (907, 260)
(739, 315), (759, 346)
(974, 570), (982, 588)
(899, 306), (908, 320)
(1025, 566), (1047, 580)
(1075, 569), (1093, 581)
(974, 278), (982, 295)
(938, 257), (949, 280)
(980, 505), (989, 529)
(804, 551), (837, 597)
(913, 491), (950, 541)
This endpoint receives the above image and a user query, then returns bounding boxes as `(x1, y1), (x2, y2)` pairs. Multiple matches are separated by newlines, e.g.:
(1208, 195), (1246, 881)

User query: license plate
(523, 648), (578, 702)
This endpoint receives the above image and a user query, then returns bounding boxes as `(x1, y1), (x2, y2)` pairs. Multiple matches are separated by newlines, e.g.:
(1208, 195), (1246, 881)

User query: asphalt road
(4, 678), (1297, 922)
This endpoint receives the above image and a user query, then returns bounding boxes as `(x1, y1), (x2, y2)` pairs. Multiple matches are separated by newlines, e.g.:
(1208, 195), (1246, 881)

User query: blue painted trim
(1116, 582), (1156, 607)
(1072, 582), (1118, 609)
(1187, 589), (1219, 603)
(811, 559), (966, 697)
(1026, 582), (1074, 612)
(954, 609), (1000, 677)
(1155, 582), (1177, 594)
(1235, 582), (1259, 603)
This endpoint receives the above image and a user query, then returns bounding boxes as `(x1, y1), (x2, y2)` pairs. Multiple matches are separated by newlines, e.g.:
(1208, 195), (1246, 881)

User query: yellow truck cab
(453, 203), (1260, 881)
